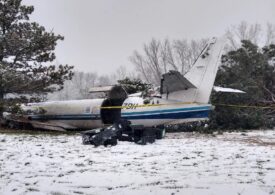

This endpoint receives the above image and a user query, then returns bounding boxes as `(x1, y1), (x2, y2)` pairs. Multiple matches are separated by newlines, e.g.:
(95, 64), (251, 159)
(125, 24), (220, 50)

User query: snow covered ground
(0, 130), (275, 195)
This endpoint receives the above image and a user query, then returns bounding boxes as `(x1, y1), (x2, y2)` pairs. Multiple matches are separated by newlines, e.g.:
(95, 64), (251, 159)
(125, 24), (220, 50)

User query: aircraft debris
(81, 119), (165, 146)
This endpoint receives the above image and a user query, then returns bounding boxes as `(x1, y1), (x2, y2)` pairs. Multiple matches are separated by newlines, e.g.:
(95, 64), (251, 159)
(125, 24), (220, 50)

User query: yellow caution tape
(214, 103), (275, 109)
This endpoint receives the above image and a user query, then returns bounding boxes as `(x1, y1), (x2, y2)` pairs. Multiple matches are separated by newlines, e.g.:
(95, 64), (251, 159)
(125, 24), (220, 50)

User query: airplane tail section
(185, 37), (225, 103)
(161, 37), (226, 103)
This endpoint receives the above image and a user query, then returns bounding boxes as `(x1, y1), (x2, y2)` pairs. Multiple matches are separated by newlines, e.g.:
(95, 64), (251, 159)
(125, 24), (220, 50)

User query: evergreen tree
(210, 40), (275, 129)
(117, 77), (152, 94)
(0, 0), (73, 113)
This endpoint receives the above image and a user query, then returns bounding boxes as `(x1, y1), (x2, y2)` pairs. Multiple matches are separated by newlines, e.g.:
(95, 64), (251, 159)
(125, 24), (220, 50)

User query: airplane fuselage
(24, 97), (212, 131)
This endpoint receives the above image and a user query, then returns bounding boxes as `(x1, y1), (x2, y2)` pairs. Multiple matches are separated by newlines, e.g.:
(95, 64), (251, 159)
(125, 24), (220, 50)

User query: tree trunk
(0, 91), (3, 100)
(0, 90), (4, 117)
(0, 72), (4, 115)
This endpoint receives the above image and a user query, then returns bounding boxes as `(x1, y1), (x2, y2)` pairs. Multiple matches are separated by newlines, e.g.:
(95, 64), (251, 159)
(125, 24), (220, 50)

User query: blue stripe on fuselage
(29, 114), (98, 121)
(121, 106), (211, 116)
(122, 109), (210, 120)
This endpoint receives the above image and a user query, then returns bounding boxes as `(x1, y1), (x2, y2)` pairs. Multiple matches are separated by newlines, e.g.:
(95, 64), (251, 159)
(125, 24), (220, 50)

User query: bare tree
(110, 65), (139, 83)
(97, 75), (112, 86)
(115, 65), (127, 80)
(226, 21), (275, 51)
(48, 71), (99, 100)
(73, 72), (98, 99)
(130, 38), (207, 85)
(266, 23), (275, 45)
(56, 80), (73, 101)
(48, 64), (138, 101)
(130, 51), (151, 83)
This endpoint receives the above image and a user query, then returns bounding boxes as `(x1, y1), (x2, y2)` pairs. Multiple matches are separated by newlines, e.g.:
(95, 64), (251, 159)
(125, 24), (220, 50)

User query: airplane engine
(99, 85), (128, 125)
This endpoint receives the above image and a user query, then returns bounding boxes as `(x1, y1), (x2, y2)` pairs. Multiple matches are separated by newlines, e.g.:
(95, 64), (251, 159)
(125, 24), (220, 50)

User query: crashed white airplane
(3, 37), (243, 132)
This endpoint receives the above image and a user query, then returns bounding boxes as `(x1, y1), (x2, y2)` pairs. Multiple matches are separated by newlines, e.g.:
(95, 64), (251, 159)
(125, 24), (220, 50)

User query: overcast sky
(23, 0), (275, 74)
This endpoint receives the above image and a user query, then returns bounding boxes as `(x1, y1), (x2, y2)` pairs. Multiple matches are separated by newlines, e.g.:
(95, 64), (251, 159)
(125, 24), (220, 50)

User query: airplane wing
(89, 85), (114, 93)
(89, 85), (128, 100)
(213, 86), (245, 93)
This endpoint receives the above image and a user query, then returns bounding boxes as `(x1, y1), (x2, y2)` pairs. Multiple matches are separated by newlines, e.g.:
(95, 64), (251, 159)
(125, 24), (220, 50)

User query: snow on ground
(0, 130), (275, 195)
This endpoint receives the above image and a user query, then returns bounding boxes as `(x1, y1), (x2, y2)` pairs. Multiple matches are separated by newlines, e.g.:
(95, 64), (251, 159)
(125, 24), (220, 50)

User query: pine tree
(118, 77), (152, 94)
(0, 0), (73, 113)
(211, 40), (275, 129)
